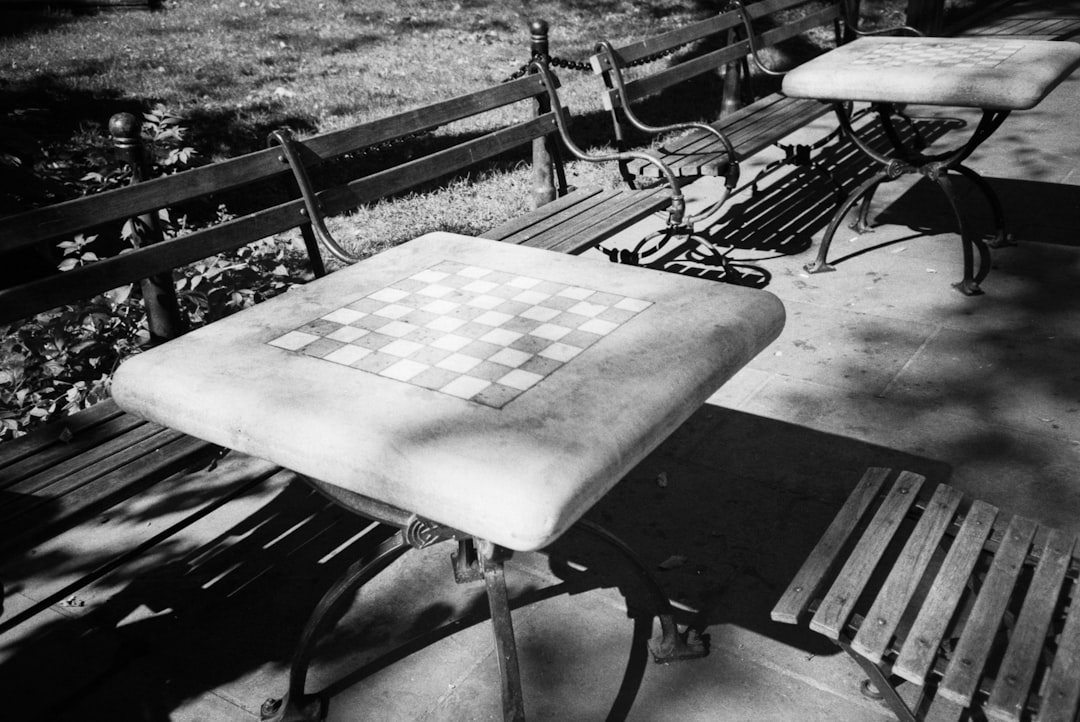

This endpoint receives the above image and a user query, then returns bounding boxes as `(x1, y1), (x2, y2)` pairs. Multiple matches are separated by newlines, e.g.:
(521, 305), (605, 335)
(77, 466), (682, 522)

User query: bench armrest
(592, 40), (740, 197)
(529, 58), (687, 228)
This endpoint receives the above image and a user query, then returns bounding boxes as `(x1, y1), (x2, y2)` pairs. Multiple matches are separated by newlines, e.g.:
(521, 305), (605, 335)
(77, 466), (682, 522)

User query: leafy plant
(0, 105), (312, 440)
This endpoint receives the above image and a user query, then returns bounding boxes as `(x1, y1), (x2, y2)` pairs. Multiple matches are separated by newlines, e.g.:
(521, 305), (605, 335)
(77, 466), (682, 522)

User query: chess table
(112, 233), (785, 721)
(782, 36), (1080, 294)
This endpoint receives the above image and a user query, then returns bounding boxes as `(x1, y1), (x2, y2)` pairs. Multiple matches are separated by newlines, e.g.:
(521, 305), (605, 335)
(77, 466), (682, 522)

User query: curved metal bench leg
(935, 172), (988, 296)
(954, 163), (1011, 248)
(260, 532), (412, 722)
(805, 170), (891, 274)
(572, 519), (708, 663)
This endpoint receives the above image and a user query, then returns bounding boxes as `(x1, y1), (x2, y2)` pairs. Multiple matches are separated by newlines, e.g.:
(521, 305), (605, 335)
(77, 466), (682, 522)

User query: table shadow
(874, 174), (1080, 249)
(0, 408), (951, 721)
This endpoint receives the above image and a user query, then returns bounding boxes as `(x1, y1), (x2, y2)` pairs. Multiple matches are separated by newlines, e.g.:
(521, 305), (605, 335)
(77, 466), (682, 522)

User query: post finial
(529, 19), (549, 58)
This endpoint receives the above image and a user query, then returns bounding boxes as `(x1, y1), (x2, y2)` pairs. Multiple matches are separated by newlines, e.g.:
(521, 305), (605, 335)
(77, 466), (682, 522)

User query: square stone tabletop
(783, 36), (1080, 110)
(112, 233), (785, 551)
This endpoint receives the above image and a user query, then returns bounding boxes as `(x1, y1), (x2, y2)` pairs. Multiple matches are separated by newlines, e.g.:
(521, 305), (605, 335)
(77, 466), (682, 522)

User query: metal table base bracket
(259, 482), (708, 721)
(573, 520), (709, 664)
(805, 102), (1009, 295)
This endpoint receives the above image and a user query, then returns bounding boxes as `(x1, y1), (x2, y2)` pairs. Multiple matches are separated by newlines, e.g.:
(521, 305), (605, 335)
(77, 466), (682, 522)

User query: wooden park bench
(587, 0), (873, 190)
(772, 467), (1080, 722)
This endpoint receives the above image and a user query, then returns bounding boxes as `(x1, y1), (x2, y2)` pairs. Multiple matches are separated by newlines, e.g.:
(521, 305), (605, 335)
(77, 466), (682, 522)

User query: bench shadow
(697, 115), (968, 262)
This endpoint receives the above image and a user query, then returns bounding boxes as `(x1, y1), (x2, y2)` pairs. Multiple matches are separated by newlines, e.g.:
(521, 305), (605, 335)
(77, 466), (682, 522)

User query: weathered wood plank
(1, 412), (150, 489)
(0, 75), (549, 252)
(938, 515), (1038, 707)
(0, 115), (560, 325)
(1035, 564), (1080, 722)
(810, 470), (925, 639)
(893, 498), (999, 685)
(0, 453), (284, 634)
(537, 188), (669, 255)
(985, 529), (1076, 722)
(771, 466), (892, 624)
(2, 432), (219, 551)
(0, 399), (125, 469)
(485, 188), (620, 246)
(850, 483), (963, 664)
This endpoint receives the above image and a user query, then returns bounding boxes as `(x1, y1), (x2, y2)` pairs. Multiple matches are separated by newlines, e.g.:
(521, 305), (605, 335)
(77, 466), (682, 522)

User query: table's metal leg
(850, 178), (883, 234)
(479, 541), (527, 722)
(934, 171), (990, 296)
(953, 163), (1010, 248)
(805, 170), (892, 275)
(260, 532), (412, 722)
(573, 519), (708, 663)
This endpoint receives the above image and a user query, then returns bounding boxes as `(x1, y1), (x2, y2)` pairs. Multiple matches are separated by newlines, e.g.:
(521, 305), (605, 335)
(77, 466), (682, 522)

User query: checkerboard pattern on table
(850, 40), (1022, 69)
(267, 260), (653, 408)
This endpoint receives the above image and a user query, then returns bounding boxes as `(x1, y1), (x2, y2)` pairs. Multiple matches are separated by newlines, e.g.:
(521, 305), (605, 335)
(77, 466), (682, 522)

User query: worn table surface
(783, 36), (1080, 110)
(112, 233), (785, 551)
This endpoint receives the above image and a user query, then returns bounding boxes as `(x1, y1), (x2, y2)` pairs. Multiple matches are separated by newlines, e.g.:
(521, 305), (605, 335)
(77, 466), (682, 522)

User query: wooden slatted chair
(772, 467), (1080, 722)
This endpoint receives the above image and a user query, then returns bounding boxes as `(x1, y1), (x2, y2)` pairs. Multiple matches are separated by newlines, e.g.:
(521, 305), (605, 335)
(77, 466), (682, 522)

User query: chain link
(351, 129), (432, 158)
(501, 40), (685, 84)
(547, 54), (593, 72)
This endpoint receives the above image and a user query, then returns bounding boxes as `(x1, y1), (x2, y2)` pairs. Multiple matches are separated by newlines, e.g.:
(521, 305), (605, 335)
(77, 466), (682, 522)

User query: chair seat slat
(851, 484), (964, 664)
(938, 515), (1039, 707)
(810, 471), (926, 639)
(1034, 568), (1080, 722)
(985, 530), (1076, 722)
(893, 499), (999, 685)
(770, 466), (891, 624)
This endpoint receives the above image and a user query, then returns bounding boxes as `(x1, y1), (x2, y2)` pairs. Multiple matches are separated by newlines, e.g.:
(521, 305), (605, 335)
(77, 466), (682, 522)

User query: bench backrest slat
(0, 113), (559, 324)
(0, 74), (549, 254)
(595, 0), (816, 69)
(599, 1), (843, 108)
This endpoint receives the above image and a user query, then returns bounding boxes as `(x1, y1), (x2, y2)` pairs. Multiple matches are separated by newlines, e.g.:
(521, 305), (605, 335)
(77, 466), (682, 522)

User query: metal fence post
(109, 112), (186, 342)
(529, 19), (557, 209)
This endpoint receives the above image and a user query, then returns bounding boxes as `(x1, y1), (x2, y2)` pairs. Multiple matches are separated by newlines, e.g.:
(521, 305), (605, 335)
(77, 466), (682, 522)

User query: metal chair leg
(837, 640), (919, 722)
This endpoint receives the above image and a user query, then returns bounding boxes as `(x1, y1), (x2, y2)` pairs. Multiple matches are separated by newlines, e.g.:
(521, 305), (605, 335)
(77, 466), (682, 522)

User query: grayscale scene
(2, 1), (1079, 720)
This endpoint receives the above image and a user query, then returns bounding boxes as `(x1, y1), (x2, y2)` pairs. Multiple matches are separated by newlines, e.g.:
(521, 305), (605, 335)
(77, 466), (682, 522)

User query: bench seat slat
(1, 412), (151, 489)
(985, 529), (1076, 722)
(541, 188), (669, 255)
(893, 499), (1000, 685)
(850, 483), (964, 664)
(1035, 569), (1080, 722)
(630, 95), (831, 178)
(771, 466), (891, 624)
(938, 515), (1039, 707)
(810, 470), (925, 639)
(2, 431), (216, 554)
(0, 399), (125, 469)
(481, 187), (607, 243)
